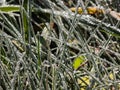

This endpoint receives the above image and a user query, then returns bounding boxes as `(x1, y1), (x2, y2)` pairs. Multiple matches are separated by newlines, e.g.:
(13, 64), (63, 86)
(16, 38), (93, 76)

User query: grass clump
(0, 0), (120, 90)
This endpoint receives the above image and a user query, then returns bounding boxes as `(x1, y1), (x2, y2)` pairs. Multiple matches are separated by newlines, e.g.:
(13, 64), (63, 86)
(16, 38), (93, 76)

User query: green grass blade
(0, 5), (20, 13)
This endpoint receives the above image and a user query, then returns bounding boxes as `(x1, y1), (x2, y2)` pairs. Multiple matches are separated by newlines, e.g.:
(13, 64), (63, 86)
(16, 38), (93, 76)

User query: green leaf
(0, 5), (20, 13)
(73, 55), (86, 70)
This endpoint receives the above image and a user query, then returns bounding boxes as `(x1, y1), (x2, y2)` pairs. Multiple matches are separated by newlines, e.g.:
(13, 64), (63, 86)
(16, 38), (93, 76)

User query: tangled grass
(0, 0), (120, 90)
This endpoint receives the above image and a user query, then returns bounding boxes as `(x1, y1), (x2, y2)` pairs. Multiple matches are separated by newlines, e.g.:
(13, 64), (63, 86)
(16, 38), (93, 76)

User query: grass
(0, 0), (120, 90)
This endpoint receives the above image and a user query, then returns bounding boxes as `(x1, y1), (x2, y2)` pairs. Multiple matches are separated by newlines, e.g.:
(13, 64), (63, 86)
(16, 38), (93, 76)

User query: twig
(34, 7), (120, 37)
